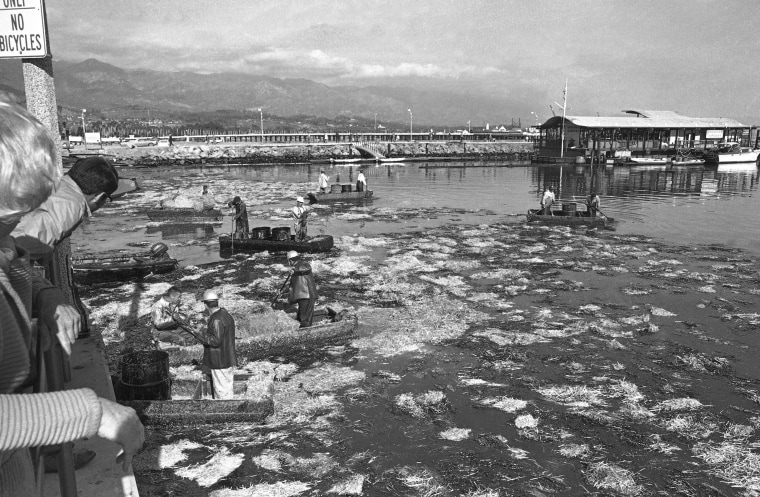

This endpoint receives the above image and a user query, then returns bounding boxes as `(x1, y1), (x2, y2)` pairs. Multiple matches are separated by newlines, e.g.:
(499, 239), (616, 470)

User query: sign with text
(706, 129), (724, 140)
(0, 0), (48, 58)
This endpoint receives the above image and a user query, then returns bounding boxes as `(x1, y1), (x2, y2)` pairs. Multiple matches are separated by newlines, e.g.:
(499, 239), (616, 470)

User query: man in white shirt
(318, 170), (329, 193)
(356, 170), (367, 192)
(540, 186), (556, 215)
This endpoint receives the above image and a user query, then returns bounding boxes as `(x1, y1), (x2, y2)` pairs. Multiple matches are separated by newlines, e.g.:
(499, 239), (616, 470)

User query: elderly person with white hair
(292, 196), (310, 242)
(0, 100), (144, 494)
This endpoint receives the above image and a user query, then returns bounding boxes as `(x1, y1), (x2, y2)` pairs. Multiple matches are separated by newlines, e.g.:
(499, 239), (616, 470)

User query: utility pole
(554, 79), (568, 158)
(408, 108), (413, 141)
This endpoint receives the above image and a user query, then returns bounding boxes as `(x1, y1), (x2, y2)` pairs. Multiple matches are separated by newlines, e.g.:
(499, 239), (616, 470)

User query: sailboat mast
(560, 79), (567, 159)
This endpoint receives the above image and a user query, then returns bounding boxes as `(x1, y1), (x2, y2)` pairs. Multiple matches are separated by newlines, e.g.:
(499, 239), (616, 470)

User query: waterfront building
(536, 109), (756, 159)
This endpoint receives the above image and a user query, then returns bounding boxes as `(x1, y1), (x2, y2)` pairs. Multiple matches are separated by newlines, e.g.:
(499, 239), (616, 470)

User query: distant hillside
(0, 58), (510, 126)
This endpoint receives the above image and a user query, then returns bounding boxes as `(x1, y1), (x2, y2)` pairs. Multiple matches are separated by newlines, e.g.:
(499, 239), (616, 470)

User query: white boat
(625, 157), (670, 165)
(716, 142), (760, 164)
(376, 157), (406, 163)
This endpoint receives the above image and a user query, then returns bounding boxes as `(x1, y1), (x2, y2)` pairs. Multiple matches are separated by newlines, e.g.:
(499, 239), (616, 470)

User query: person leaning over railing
(0, 99), (144, 495)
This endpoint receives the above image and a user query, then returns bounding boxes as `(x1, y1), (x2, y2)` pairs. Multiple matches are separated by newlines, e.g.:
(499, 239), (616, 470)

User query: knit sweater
(0, 240), (101, 495)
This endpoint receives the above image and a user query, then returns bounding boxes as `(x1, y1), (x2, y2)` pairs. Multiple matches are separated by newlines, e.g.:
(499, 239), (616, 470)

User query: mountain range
(0, 58), (512, 127)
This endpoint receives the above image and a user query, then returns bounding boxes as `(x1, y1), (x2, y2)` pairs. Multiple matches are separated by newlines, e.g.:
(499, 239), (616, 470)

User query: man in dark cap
(13, 156), (119, 259)
(228, 196), (249, 239)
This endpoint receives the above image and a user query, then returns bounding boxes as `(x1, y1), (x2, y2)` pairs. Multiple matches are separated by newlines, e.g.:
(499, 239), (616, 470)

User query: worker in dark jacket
(228, 196), (249, 239)
(193, 289), (237, 399)
(287, 250), (319, 327)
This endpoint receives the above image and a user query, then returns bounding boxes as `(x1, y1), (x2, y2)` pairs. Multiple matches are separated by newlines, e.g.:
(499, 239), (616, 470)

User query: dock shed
(537, 109), (756, 159)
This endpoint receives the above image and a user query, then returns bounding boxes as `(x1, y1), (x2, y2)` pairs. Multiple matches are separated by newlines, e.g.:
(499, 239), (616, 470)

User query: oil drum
(330, 184), (342, 193)
(118, 350), (171, 401)
(341, 184), (353, 192)
(251, 227), (271, 240)
(271, 227), (291, 241)
(562, 203), (577, 215)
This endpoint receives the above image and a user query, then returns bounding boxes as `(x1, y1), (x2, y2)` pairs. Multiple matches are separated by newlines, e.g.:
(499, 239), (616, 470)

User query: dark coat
(200, 308), (236, 369)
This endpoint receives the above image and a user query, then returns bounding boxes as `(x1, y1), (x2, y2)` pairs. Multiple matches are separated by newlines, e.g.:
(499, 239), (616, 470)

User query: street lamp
(530, 111), (539, 126)
(408, 108), (413, 141)
(81, 109), (87, 148)
(467, 120), (471, 133)
(258, 108), (264, 140)
(374, 113), (377, 131)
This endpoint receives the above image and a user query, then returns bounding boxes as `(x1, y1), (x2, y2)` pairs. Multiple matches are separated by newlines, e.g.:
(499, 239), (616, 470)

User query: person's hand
(37, 301), (81, 356)
(96, 398), (145, 471)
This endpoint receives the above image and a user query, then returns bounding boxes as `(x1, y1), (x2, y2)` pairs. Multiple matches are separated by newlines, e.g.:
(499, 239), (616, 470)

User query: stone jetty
(97, 141), (534, 165)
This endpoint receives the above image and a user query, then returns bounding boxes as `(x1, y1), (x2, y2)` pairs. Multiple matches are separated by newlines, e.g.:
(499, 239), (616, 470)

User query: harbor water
(72, 160), (760, 260)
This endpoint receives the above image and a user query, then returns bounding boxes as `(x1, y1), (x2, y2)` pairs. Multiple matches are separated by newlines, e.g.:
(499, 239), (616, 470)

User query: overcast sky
(43, 0), (760, 123)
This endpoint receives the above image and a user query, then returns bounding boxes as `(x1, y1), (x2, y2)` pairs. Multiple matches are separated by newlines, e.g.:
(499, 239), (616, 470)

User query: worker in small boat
(287, 251), (319, 328)
(318, 170), (330, 193)
(356, 169), (367, 192)
(13, 156), (119, 260)
(540, 186), (556, 215)
(151, 286), (194, 347)
(228, 196), (249, 239)
(196, 289), (237, 399)
(586, 191), (601, 217)
(292, 197), (310, 242)
(199, 184), (216, 210)
(148, 242), (172, 261)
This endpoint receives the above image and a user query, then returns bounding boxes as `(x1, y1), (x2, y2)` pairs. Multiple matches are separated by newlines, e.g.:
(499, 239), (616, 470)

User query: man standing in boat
(318, 170), (330, 193)
(287, 251), (319, 328)
(292, 197), (310, 242)
(540, 186), (556, 215)
(228, 196), (249, 239)
(586, 191), (601, 217)
(356, 169), (367, 192)
(194, 290), (237, 399)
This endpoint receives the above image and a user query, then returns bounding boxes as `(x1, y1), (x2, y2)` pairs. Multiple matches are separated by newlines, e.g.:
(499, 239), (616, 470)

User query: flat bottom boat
(307, 190), (373, 203)
(145, 207), (224, 221)
(73, 255), (179, 284)
(219, 234), (334, 253)
(526, 208), (611, 228)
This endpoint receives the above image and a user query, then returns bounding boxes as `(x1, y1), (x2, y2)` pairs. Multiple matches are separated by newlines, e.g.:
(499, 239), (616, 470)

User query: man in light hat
(286, 251), (319, 327)
(292, 197), (310, 242)
(193, 289), (236, 399)
(318, 169), (330, 193)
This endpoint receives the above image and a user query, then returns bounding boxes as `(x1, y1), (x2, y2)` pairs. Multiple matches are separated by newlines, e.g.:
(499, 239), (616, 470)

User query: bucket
(341, 184), (353, 192)
(118, 350), (170, 401)
(271, 227), (291, 241)
(330, 184), (342, 193)
(562, 203), (577, 214)
(251, 227), (271, 240)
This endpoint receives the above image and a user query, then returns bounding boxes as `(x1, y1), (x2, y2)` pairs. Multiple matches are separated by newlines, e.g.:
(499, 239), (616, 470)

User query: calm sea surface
(73, 160), (760, 262)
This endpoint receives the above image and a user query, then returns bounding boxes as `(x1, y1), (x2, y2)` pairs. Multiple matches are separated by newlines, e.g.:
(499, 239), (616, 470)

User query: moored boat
(526, 207), (611, 228)
(307, 190), (373, 203)
(73, 254), (179, 284)
(715, 142), (760, 164)
(219, 233), (334, 254)
(145, 207), (224, 221)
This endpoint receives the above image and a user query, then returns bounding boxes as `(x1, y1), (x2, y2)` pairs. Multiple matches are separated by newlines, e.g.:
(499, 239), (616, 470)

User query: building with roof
(537, 109), (756, 160)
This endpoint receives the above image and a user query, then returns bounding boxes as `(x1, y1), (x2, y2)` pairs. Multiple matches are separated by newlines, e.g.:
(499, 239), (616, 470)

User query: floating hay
(328, 256), (373, 276)
(472, 329), (549, 347)
(481, 396), (527, 413)
(439, 427), (471, 441)
(461, 489), (499, 497)
(328, 474), (365, 495)
(653, 398), (704, 412)
(649, 306), (676, 317)
(252, 449), (283, 472)
(647, 434), (681, 455)
(675, 353), (731, 374)
(470, 268), (528, 280)
(175, 447), (244, 487)
(694, 440), (760, 491)
(515, 413), (538, 429)
(662, 414), (716, 440)
(621, 285), (652, 296)
(294, 363), (366, 395)
(585, 461), (644, 496)
(210, 481), (311, 497)
(396, 466), (450, 496)
(538, 385), (607, 408)
(607, 380), (645, 404)
(459, 378), (505, 388)
(558, 443), (591, 459)
(158, 439), (204, 469)
(698, 285), (717, 293)
(394, 391), (449, 419)
(579, 304), (603, 315)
